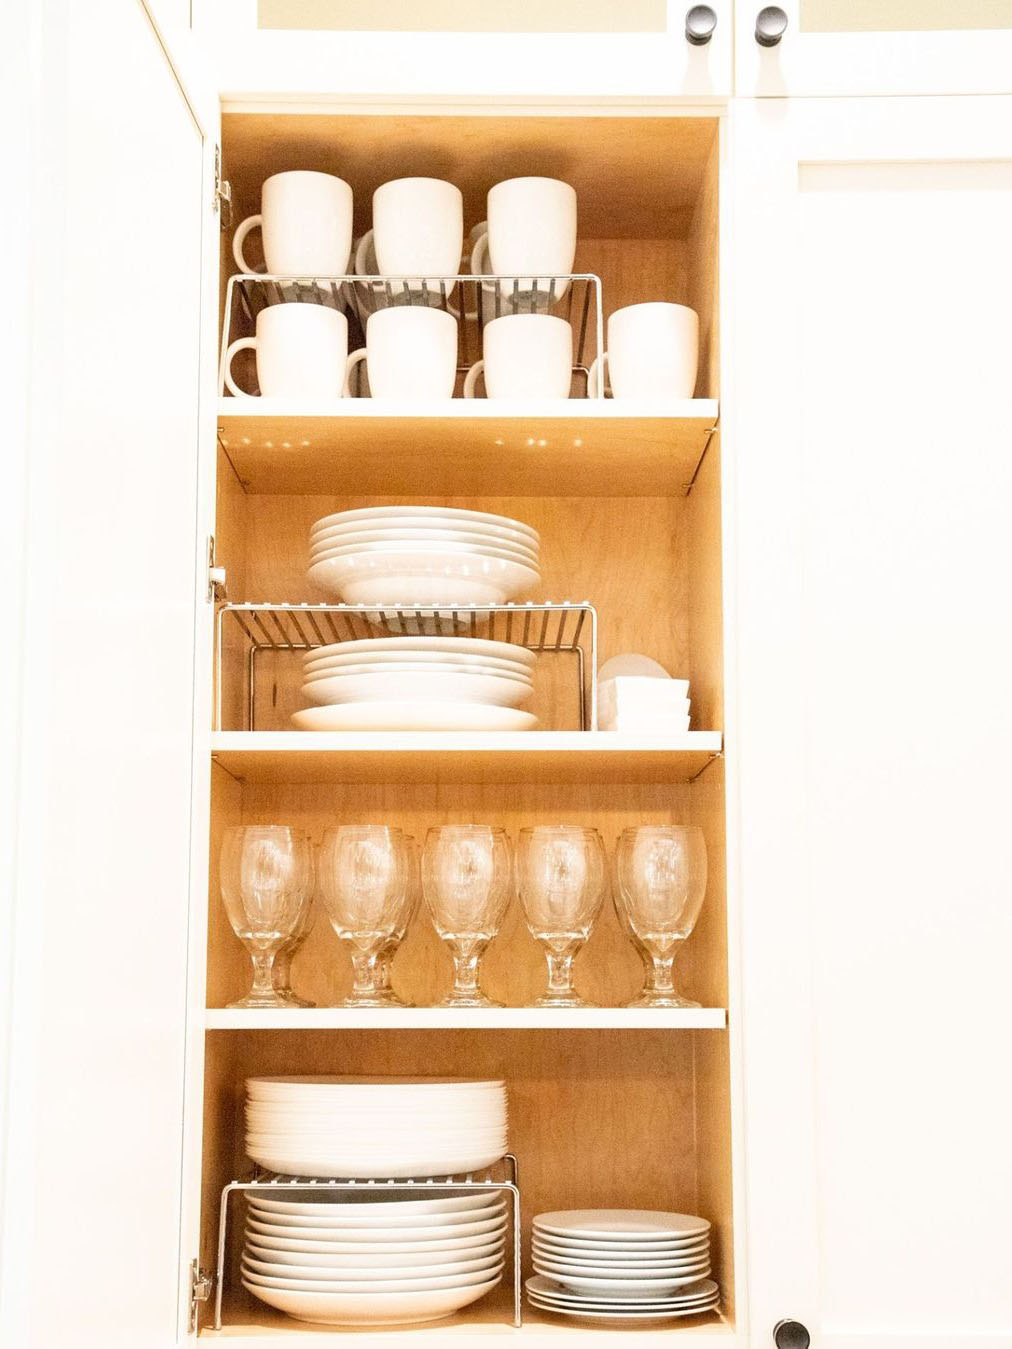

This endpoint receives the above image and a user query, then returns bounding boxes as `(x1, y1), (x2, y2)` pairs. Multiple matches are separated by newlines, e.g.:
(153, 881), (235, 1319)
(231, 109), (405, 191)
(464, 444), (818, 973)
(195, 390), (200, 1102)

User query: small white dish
(240, 1271), (502, 1325)
(291, 703), (538, 733)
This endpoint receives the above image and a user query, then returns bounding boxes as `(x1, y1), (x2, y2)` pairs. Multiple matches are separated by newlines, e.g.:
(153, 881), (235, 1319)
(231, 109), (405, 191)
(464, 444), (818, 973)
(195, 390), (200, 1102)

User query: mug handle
(344, 347), (368, 397)
(470, 232), (489, 276)
(587, 352), (609, 399)
(462, 360), (485, 399)
(223, 337), (258, 397)
(232, 215), (264, 275)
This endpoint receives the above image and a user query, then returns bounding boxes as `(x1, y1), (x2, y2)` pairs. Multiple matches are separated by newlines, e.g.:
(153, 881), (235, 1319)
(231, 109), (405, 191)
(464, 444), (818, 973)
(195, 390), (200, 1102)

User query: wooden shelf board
(210, 731), (723, 786)
(217, 399), (718, 496)
(205, 1007), (728, 1031)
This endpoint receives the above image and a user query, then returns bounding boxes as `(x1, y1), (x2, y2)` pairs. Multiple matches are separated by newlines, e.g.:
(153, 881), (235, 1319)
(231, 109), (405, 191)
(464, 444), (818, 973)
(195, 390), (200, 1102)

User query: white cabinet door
(736, 2), (1012, 97)
(0, 2), (217, 1346)
(730, 96), (1012, 1348)
(199, 0), (732, 100)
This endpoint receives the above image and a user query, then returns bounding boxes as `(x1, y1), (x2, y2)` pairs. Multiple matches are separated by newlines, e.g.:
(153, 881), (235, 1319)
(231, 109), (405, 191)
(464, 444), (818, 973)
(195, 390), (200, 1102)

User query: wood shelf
(216, 399), (718, 497)
(205, 1007), (728, 1031)
(210, 731), (723, 786)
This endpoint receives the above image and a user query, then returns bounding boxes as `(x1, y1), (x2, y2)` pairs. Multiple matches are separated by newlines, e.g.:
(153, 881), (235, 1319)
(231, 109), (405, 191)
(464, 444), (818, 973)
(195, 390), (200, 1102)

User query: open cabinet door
(729, 97), (1012, 1347)
(1, 2), (218, 1345)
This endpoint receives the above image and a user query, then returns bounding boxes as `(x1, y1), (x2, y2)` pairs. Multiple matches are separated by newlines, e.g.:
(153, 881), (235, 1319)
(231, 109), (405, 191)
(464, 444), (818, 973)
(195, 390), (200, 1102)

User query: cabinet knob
(774, 1320), (811, 1349)
(755, 5), (789, 46)
(685, 5), (718, 45)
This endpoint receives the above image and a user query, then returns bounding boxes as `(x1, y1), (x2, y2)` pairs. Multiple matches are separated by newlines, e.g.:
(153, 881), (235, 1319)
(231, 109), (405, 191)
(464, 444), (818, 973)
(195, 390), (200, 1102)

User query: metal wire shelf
(218, 272), (604, 397)
(212, 1155), (522, 1333)
(215, 601), (599, 732)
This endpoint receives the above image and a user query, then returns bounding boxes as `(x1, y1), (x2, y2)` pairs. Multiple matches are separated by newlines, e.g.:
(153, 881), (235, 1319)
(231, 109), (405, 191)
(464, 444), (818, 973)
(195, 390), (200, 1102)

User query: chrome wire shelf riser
(212, 1156), (522, 1333)
(215, 602), (598, 732)
(218, 272), (604, 397)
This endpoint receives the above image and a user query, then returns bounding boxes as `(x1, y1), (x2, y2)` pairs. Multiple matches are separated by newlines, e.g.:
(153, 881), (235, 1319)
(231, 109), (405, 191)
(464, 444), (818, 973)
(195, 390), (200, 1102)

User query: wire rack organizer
(218, 272), (604, 396)
(212, 1156), (523, 1332)
(215, 601), (599, 732)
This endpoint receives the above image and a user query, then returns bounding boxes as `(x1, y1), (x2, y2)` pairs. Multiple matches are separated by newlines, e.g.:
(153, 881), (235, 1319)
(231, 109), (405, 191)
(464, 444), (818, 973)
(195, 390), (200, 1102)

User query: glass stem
(350, 951), (379, 997)
(651, 951), (676, 995)
(452, 948), (482, 996)
(249, 951), (276, 999)
(545, 950), (576, 998)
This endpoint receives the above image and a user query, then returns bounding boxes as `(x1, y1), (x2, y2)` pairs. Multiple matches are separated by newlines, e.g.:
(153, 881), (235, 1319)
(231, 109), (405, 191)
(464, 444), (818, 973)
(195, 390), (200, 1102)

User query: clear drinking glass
(374, 836), (420, 1007)
(614, 825), (707, 1008)
(518, 825), (607, 1008)
(318, 826), (413, 1008)
(271, 898), (316, 1008)
(219, 825), (315, 1009)
(422, 825), (513, 1007)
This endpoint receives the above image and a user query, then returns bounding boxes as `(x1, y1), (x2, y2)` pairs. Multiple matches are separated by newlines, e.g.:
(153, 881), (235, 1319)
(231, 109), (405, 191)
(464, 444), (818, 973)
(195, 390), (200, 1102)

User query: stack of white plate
(527, 1209), (719, 1323)
(292, 636), (538, 732)
(241, 1189), (508, 1327)
(245, 1076), (509, 1179)
(308, 506), (541, 607)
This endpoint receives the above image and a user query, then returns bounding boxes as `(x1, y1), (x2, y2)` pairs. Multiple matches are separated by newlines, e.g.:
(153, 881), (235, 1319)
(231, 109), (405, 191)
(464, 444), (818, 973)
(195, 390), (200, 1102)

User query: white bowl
(240, 1271), (502, 1325)
(301, 669), (533, 708)
(308, 559), (540, 607)
(596, 654), (673, 681)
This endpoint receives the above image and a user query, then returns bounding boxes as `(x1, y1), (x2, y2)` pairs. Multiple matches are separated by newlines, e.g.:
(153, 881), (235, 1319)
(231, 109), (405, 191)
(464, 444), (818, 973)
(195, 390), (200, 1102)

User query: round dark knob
(685, 5), (718, 45)
(755, 5), (789, 46)
(774, 1320), (811, 1349)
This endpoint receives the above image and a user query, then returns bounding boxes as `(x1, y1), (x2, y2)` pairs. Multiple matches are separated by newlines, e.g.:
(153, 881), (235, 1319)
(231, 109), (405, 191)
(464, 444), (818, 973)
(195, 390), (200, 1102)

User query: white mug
(463, 314), (572, 400)
(345, 307), (458, 399)
(372, 177), (463, 278)
(588, 302), (699, 400)
(223, 303), (348, 399)
(471, 177), (577, 305)
(232, 171), (353, 277)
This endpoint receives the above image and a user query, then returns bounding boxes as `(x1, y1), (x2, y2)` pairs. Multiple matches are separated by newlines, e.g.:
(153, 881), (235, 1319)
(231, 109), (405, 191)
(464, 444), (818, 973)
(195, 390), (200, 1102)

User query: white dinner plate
(528, 1292), (721, 1315)
(527, 1296), (720, 1323)
(242, 1260), (504, 1295)
(247, 1200), (506, 1231)
(533, 1235), (709, 1258)
(245, 1149), (508, 1180)
(246, 1213), (509, 1244)
(527, 1275), (718, 1307)
(248, 1214), (507, 1251)
(534, 1211), (711, 1242)
(533, 1251), (711, 1275)
(247, 1191), (498, 1219)
(244, 1252), (503, 1283)
(300, 669), (532, 709)
(531, 1265), (709, 1294)
(302, 640), (534, 670)
(245, 1237), (504, 1269)
(291, 703), (538, 732)
(311, 506), (537, 542)
(241, 1272), (502, 1325)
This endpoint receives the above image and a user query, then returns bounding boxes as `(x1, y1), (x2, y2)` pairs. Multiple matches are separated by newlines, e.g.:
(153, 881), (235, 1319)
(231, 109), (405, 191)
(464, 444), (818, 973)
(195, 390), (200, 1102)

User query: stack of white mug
(223, 168), (699, 403)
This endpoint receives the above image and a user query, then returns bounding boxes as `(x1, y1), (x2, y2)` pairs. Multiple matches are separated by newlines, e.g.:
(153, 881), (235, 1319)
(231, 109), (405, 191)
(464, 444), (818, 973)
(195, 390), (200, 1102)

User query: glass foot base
(438, 991), (503, 1008)
(274, 990), (316, 1008)
(533, 992), (597, 1009)
(340, 993), (408, 1008)
(626, 992), (701, 1009)
(226, 991), (294, 1009)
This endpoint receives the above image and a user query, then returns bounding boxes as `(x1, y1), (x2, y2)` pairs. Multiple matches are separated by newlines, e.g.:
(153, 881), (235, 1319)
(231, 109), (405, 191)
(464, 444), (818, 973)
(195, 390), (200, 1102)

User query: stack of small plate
(527, 1209), (719, 1323)
(308, 506), (541, 608)
(292, 636), (538, 732)
(241, 1189), (508, 1327)
(245, 1076), (509, 1179)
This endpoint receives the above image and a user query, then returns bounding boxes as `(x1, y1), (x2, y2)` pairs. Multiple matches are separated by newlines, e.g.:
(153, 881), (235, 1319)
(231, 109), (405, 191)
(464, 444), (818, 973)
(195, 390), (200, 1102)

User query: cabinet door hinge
(213, 145), (232, 230)
(206, 535), (227, 603)
(189, 1259), (214, 1332)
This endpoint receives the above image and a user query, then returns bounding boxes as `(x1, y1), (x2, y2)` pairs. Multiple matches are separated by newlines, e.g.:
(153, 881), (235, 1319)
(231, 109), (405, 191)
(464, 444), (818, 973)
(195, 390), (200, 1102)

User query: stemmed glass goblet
(614, 825), (707, 1008)
(422, 825), (513, 1007)
(219, 825), (315, 1009)
(518, 825), (607, 1008)
(270, 897), (316, 1008)
(318, 826), (414, 1008)
(374, 835), (420, 1007)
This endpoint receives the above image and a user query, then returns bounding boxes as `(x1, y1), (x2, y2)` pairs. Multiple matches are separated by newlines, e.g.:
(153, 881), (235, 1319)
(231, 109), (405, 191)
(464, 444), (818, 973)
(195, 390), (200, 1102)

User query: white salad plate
(531, 1266), (709, 1294)
(243, 1252), (503, 1283)
(246, 1215), (509, 1249)
(527, 1274), (718, 1308)
(310, 519), (538, 550)
(242, 1261), (504, 1295)
(311, 506), (537, 542)
(308, 555), (539, 608)
(527, 1297), (720, 1323)
(310, 538), (538, 566)
(533, 1252), (711, 1276)
(240, 1272), (503, 1325)
(291, 703), (537, 732)
(533, 1244), (709, 1266)
(246, 1234), (504, 1260)
(300, 669), (532, 709)
(245, 1238), (503, 1269)
(311, 528), (539, 561)
(534, 1210), (711, 1241)
(248, 1192), (497, 1219)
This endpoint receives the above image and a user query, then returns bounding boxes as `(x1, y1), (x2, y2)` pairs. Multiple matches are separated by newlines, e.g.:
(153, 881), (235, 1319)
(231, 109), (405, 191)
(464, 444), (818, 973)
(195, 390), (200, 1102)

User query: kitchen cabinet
(735, 0), (1012, 97)
(730, 94), (1012, 1346)
(4, 5), (1012, 1348)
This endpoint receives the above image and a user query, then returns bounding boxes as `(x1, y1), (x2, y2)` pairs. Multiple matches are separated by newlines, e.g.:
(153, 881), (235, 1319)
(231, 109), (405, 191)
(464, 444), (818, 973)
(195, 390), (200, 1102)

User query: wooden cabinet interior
(200, 109), (732, 1339)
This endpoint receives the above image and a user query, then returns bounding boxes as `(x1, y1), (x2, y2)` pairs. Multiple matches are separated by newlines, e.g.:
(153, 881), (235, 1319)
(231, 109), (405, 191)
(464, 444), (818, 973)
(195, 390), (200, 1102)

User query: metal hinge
(189, 1259), (214, 1332)
(206, 535), (227, 602)
(213, 145), (232, 229)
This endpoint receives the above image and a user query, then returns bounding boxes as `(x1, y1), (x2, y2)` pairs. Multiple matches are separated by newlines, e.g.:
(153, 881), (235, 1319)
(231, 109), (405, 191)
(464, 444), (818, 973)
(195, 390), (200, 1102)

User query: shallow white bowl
(310, 527), (539, 561)
(240, 1271), (502, 1325)
(247, 1191), (498, 1219)
(307, 552), (540, 607)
